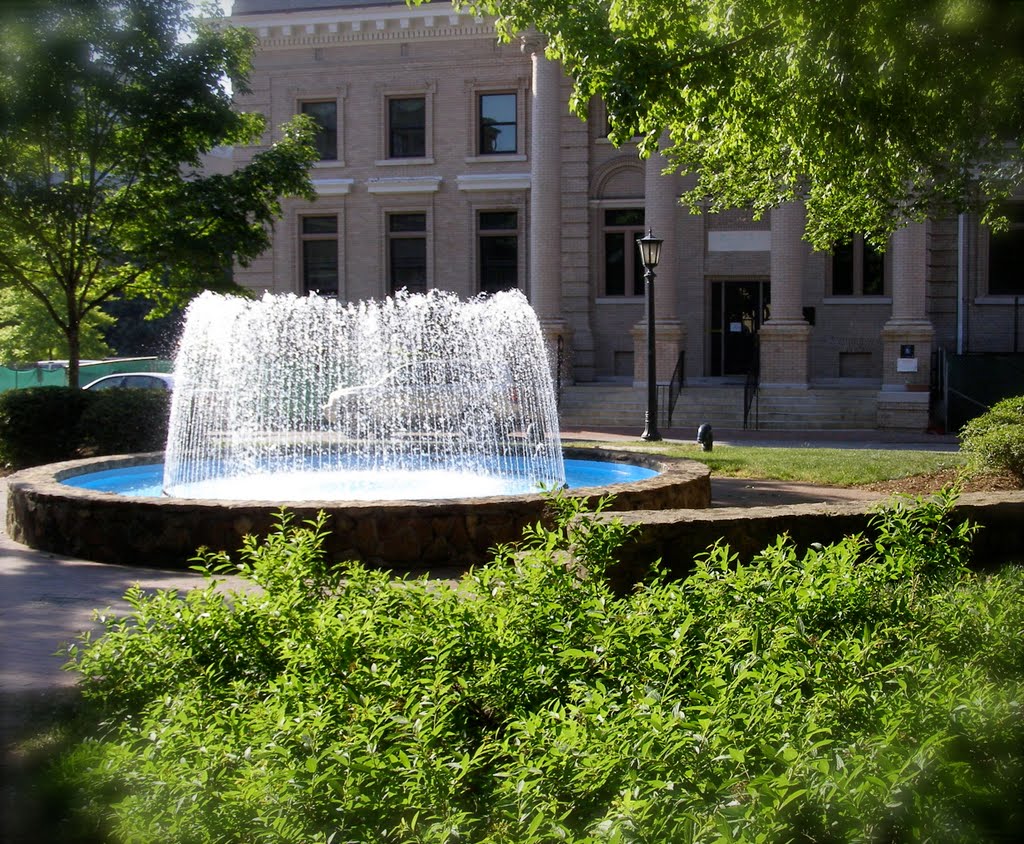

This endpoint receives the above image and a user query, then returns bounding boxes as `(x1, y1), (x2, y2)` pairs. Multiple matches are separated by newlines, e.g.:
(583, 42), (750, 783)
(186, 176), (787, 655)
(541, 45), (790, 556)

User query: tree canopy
(0, 0), (317, 385)
(444, 0), (1024, 249)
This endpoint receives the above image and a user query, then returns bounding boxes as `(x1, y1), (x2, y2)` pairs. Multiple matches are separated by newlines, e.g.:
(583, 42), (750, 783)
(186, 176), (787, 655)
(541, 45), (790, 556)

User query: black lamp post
(636, 228), (663, 441)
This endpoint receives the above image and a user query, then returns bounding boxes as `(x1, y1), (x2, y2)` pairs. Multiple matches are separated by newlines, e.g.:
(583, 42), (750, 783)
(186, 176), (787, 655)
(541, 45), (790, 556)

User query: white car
(82, 372), (175, 391)
(323, 361), (519, 436)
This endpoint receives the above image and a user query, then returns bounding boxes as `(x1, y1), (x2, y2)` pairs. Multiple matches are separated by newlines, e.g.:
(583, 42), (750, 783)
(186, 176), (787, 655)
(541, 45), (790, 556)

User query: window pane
(302, 216), (337, 235)
(479, 211), (517, 231)
(480, 234), (517, 294)
(123, 375), (157, 389)
(303, 239), (338, 294)
(990, 206), (1024, 295)
(605, 209), (644, 227)
(605, 232), (625, 295)
(631, 251), (646, 296)
(480, 93), (516, 123)
(389, 97), (425, 158)
(390, 238), (426, 294)
(831, 239), (854, 295)
(481, 124), (516, 154)
(479, 93), (516, 154)
(389, 213), (426, 233)
(990, 233), (1024, 294)
(301, 101), (337, 161)
(863, 242), (885, 295)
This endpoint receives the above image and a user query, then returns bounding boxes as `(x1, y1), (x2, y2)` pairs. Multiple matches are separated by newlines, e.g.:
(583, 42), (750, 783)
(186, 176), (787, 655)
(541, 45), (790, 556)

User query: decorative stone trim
(233, 7), (495, 49)
(366, 176), (442, 194)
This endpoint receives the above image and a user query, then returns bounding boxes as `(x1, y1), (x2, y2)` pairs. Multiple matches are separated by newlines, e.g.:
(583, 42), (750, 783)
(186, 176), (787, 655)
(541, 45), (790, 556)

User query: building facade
(228, 0), (1024, 431)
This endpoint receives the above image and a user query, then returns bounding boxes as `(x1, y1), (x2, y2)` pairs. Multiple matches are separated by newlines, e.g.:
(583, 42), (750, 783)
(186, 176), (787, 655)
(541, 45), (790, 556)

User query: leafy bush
(53, 492), (1024, 843)
(960, 395), (1024, 480)
(75, 388), (170, 456)
(0, 386), (89, 469)
(0, 386), (169, 469)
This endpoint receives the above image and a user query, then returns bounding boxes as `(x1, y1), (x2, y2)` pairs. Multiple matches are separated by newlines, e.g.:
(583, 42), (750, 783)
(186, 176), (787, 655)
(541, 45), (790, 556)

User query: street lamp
(636, 228), (663, 441)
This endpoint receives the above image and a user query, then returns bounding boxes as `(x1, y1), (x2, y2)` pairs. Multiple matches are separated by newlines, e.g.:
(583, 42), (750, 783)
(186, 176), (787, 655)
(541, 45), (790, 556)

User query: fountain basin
(6, 448), (711, 572)
(60, 454), (660, 500)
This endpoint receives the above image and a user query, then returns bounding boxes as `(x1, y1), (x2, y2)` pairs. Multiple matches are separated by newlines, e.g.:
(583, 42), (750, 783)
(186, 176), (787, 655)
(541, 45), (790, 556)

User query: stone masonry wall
(604, 492), (1024, 593)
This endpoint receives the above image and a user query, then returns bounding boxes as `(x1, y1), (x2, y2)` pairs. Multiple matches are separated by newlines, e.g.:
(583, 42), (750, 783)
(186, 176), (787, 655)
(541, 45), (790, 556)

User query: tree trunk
(66, 321), (81, 389)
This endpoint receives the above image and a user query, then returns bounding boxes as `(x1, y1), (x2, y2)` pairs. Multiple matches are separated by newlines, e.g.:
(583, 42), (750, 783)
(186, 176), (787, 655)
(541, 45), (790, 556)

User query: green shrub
(0, 386), (170, 469)
(0, 386), (89, 469)
(960, 395), (1024, 480)
(52, 492), (1024, 843)
(75, 388), (170, 456)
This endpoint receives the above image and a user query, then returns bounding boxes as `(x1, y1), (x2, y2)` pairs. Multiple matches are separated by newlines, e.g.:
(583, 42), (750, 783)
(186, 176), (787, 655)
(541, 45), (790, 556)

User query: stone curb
(604, 491), (1024, 592)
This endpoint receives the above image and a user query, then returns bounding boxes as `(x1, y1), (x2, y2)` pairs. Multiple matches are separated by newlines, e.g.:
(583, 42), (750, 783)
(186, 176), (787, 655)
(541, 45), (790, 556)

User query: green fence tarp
(0, 358), (173, 393)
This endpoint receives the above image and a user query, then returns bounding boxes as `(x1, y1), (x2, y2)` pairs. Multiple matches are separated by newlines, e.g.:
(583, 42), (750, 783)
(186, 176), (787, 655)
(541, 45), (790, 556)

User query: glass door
(710, 281), (770, 376)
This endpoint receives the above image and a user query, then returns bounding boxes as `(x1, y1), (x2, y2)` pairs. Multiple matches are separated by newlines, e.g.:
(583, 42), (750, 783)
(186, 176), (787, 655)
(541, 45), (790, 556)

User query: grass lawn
(567, 439), (967, 486)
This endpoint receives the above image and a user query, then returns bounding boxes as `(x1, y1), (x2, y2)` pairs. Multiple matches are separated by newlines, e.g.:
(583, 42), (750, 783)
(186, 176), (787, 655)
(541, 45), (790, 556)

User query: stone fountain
(5, 290), (711, 571)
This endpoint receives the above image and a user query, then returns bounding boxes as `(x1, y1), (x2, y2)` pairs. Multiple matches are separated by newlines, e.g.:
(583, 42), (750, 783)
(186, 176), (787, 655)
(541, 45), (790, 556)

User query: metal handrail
(940, 348), (1024, 431)
(666, 351), (685, 426)
(743, 338), (760, 430)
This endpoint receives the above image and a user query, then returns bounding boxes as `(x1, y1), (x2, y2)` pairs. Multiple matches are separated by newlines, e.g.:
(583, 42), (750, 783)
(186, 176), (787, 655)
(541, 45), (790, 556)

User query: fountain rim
(20, 446), (698, 508)
(5, 448), (711, 570)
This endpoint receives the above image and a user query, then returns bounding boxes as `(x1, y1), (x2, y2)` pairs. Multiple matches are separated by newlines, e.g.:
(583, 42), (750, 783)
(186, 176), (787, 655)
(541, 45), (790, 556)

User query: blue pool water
(62, 458), (657, 500)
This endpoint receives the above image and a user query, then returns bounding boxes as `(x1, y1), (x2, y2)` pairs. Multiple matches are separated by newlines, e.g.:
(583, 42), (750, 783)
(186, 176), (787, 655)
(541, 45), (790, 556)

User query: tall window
(301, 216), (338, 295)
(989, 204), (1024, 295)
(388, 213), (427, 294)
(478, 93), (516, 155)
(300, 101), (338, 161)
(603, 209), (645, 296)
(478, 211), (518, 294)
(831, 235), (885, 296)
(388, 97), (426, 158)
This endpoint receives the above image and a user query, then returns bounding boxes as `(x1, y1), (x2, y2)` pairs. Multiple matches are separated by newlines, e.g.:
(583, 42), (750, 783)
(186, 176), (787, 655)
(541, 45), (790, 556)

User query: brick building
(228, 0), (1024, 431)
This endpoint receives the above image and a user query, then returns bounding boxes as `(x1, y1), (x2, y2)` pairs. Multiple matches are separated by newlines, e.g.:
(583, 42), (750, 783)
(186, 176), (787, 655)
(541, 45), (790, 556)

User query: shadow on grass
(1, 689), (108, 844)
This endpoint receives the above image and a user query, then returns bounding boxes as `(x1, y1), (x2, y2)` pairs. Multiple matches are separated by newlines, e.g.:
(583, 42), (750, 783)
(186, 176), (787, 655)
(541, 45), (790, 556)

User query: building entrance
(710, 280), (770, 376)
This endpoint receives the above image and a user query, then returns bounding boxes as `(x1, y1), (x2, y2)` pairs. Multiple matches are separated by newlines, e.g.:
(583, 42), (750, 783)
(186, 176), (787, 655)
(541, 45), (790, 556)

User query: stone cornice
(228, 2), (497, 48)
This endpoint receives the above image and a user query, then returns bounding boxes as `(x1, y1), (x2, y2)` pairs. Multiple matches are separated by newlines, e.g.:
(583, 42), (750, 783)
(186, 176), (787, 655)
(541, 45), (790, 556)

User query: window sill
(312, 159), (344, 168)
(456, 173), (531, 191)
(595, 296), (644, 304)
(976, 294), (1024, 304)
(367, 176), (442, 194)
(463, 154), (527, 164)
(374, 157), (435, 167)
(821, 296), (892, 305)
(312, 178), (354, 196)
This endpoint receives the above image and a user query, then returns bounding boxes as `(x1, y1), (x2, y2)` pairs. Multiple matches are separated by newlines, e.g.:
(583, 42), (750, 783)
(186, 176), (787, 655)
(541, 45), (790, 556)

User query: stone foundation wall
(604, 492), (1024, 592)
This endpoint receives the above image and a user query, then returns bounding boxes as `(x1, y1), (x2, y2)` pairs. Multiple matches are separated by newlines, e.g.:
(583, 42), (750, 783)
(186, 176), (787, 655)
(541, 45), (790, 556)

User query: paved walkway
(0, 480), (252, 696)
(0, 428), (957, 697)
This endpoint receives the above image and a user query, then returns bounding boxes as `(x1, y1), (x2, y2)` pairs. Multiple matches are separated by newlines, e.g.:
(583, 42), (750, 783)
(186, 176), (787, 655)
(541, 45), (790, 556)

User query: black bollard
(696, 422), (714, 452)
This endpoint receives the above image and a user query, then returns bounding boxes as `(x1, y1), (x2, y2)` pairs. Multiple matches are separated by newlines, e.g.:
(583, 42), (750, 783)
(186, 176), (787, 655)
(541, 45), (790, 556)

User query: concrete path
(562, 425), (960, 452)
(0, 480), (257, 696)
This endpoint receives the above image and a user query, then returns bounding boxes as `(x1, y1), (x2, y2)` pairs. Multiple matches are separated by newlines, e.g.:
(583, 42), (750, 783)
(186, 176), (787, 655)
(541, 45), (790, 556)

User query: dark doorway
(710, 281), (770, 376)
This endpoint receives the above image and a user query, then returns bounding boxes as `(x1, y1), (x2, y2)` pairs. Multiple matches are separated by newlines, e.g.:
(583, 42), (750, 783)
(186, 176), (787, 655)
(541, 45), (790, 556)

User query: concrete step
(559, 384), (885, 431)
